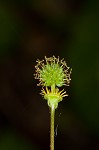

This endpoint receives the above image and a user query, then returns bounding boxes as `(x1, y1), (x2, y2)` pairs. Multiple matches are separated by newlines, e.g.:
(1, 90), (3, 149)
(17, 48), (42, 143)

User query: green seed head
(34, 56), (72, 109)
(35, 56), (71, 87)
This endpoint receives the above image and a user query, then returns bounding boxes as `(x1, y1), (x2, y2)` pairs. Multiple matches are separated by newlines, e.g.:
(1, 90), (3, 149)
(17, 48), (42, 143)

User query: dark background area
(0, 0), (99, 150)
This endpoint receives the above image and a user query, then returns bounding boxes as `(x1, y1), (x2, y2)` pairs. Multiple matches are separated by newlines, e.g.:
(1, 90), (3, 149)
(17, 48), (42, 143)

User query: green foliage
(65, 0), (99, 133)
(0, 128), (40, 150)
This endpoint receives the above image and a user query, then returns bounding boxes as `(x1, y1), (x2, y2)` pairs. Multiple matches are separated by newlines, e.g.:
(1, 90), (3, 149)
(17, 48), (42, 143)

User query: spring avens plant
(34, 56), (72, 150)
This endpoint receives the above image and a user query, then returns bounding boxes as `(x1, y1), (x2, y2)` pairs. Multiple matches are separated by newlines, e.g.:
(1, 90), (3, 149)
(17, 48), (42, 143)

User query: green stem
(51, 84), (55, 92)
(50, 105), (55, 150)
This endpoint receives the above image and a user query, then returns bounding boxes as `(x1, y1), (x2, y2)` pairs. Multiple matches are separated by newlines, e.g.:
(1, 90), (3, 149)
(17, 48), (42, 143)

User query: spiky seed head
(34, 56), (71, 87)
(34, 56), (72, 109)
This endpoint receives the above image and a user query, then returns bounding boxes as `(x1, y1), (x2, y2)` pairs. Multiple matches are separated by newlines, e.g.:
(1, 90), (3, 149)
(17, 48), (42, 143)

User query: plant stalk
(50, 105), (55, 150)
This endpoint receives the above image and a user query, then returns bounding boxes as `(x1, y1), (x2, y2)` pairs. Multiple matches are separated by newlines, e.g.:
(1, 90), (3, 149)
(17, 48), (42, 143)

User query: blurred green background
(0, 0), (99, 150)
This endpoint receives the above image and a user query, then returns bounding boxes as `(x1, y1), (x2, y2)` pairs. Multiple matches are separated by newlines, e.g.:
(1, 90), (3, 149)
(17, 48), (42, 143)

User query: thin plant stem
(50, 105), (55, 150)
(35, 56), (72, 150)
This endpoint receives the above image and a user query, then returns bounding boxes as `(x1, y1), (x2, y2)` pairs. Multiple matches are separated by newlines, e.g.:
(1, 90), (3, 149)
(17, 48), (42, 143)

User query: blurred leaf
(0, 128), (40, 150)
(0, 4), (20, 55)
(63, 0), (99, 132)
